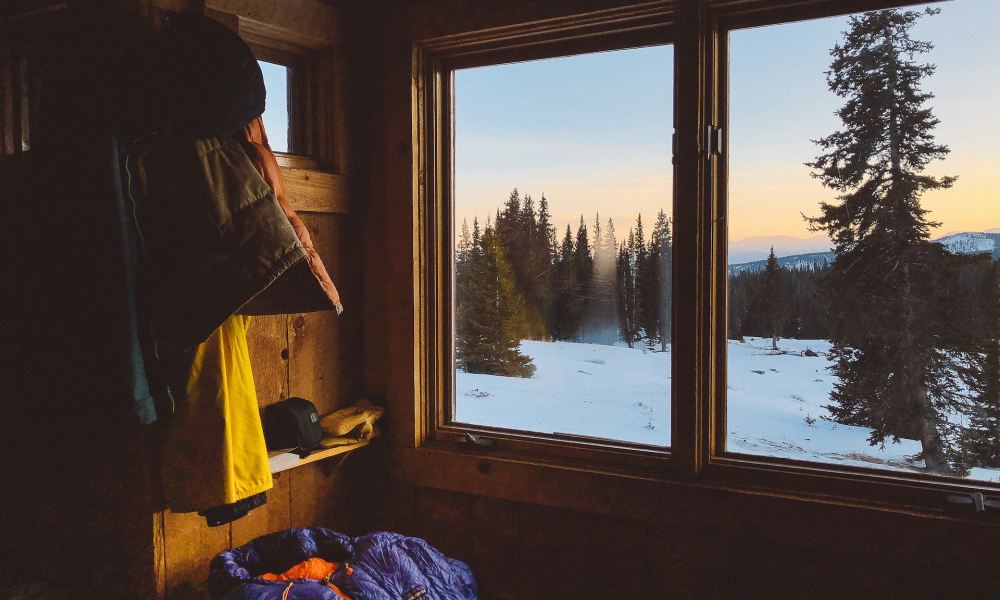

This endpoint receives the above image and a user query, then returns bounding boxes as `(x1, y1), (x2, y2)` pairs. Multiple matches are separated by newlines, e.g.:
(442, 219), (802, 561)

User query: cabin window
(416, 14), (674, 468)
(451, 47), (673, 448)
(720, 0), (1000, 486)
(258, 60), (291, 153)
(417, 0), (1000, 511)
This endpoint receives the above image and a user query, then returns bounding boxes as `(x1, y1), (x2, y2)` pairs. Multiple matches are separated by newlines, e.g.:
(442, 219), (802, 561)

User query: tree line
(455, 190), (672, 378)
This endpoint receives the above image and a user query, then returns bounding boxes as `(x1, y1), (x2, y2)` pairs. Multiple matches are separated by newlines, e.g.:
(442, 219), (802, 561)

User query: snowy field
(456, 337), (1000, 482)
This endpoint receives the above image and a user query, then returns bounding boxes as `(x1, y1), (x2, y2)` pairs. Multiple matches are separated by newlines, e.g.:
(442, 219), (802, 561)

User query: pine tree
(650, 210), (673, 350)
(553, 224), (579, 340)
(455, 218), (486, 372)
(458, 221), (535, 378)
(574, 216), (593, 340)
(534, 194), (556, 335)
(762, 247), (788, 350)
(632, 215), (649, 341)
(617, 232), (640, 348)
(960, 262), (1000, 469)
(807, 7), (959, 473)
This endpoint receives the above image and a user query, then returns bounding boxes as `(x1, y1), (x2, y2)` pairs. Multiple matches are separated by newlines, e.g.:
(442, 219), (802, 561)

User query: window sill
(388, 444), (1000, 526)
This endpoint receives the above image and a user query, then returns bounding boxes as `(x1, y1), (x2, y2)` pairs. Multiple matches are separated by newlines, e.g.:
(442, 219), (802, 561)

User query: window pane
(452, 46), (673, 447)
(258, 60), (289, 153)
(726, 1), (1000, 481)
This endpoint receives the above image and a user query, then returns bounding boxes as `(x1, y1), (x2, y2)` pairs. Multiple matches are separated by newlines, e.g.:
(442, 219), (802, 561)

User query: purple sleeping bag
(209, 528), (477, 600)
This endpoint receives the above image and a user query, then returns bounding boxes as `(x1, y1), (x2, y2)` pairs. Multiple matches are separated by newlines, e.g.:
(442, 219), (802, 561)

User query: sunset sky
(453, 0), (1000, 246)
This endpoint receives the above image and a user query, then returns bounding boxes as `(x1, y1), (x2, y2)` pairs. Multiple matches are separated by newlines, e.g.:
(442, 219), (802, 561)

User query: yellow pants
(161, 315), (272, 512)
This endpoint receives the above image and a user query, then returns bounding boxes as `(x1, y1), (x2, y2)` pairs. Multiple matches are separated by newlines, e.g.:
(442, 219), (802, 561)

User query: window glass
(258, 60), (289, 153)
(452, 46), (673, 446)
(726, 0), (1000, 481)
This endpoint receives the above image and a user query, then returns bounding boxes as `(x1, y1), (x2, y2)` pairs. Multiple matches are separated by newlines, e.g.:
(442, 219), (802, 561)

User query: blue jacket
(210, 528), (477, 600)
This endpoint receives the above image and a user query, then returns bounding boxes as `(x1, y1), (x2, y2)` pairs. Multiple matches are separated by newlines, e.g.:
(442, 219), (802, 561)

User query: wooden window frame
(703, 0), (1000, 508)
(414, 5), (677, 473)
(248, 44), (309, 158)
(409, 0), (1000, 519)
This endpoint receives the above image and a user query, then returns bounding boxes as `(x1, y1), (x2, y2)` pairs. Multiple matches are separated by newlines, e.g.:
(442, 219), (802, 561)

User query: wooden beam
(281, 167), (351, 214)
(205, 0), (347, 50)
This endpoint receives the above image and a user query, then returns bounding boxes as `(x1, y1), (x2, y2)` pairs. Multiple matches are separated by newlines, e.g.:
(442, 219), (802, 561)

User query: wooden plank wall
(370, 480), (1000, 599)
(157, 13), (370, 598)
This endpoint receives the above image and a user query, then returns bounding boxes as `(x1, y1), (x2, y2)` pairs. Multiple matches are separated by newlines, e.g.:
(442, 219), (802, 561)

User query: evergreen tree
(574, 216), (594, 339)
(455, 218), (486, 372)
(534, 195), (557, 335)
(807, 7), (959, 472)
(617, 232), (640, 348)
(653, 211), (673, 349)
(457, 221), (535, 378)
(553, 224), (580, 340)
(960, 262), (1000, 469)
(632, 215), (649, 341)
(762, 247), (788, 350)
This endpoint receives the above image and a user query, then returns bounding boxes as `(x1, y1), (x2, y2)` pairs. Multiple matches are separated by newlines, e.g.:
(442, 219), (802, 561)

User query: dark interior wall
(0, 3), (371, 598)
(358, 1), (1000, 598)
(370, 480), (1000, 599)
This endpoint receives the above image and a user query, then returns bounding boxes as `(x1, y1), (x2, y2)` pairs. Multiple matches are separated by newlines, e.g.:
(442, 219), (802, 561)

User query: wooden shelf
(268, 439), (370, 474)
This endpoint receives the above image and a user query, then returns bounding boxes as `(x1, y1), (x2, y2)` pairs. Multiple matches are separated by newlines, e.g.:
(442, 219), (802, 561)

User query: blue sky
(259, 60), (289, 152)
(454, 0), (1000, 243)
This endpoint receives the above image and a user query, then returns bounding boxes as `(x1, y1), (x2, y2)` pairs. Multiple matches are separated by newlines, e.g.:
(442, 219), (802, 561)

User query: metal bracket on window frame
(705, 124), (723, 159)
(460, 432), (497, 452)
(945, 491), (1000, 516)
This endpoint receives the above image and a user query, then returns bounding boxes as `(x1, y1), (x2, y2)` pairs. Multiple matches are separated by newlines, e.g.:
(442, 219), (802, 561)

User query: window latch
(945, 492), (1000, 515)
(460, 432), (496, 452)
(705, 124), (723, 159)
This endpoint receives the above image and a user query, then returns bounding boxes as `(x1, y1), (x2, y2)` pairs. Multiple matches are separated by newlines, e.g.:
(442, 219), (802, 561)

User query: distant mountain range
(728, 234), (832, 264)
(729, 232), (1000, 274)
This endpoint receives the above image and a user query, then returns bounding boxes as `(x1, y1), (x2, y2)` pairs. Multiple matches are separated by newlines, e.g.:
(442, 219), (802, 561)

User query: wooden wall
(370, 480), (1000, 599)
(155, 9), (370, 597)
(157, 210), (367, 599)
(358, 1), (1000, 598)
(0, 2), (370, 598)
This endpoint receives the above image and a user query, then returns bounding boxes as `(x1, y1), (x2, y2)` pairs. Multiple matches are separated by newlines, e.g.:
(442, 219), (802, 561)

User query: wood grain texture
(205, 0), (347, 48)
(247, 314), (289, 406)
(281, 167), (351, 214)
(163, 509), (230, 600)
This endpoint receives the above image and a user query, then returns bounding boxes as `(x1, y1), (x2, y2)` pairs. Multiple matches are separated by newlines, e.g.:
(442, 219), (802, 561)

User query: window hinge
(705, 124), (723, 159)
(945, 491), (1000, 516)
(460, 432), (496, 452)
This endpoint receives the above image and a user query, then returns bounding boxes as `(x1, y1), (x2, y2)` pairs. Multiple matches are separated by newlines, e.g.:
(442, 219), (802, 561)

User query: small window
(451, 46), (674, 447)
(724, 1), (1000, 483)
(258, 60), (290, 153)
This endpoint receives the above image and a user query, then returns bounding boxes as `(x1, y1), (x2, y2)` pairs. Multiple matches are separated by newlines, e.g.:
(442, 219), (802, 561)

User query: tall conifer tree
(650, 210), (673, 350)
(762, 247), (788, 350)
(617, 232), (640, 348)
(807, 8), (959, 472)
(574, 216), (594, 340)
(554, 225), (579, 340)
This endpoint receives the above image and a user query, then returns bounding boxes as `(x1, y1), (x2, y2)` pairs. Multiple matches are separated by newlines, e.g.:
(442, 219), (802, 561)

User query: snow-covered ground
(456, 337), (1000, 482)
